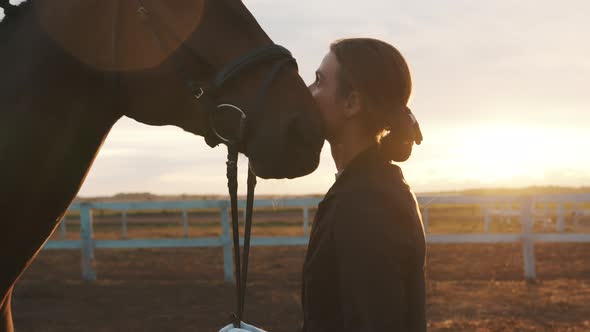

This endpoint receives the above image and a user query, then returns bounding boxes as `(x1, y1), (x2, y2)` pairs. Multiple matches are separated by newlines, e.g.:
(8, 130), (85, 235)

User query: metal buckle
(194, 87), (205, 100)
(137, 6), (149, 19)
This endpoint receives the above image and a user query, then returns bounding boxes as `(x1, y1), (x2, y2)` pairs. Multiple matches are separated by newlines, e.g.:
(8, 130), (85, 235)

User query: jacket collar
(325, 142), (386, 197)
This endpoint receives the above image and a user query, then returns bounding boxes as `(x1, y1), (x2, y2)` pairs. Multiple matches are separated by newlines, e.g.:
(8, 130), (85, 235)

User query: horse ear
(13, 0), (31, 4)
(0, 0), (19, 22)
(1, 0), (31, 14)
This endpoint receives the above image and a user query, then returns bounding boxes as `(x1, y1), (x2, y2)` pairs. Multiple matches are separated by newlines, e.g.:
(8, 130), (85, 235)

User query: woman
(222, 38), (426, 332)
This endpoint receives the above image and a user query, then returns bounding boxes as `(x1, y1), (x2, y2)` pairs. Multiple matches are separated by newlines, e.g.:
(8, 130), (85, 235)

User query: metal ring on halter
(211, 104), (247, 144)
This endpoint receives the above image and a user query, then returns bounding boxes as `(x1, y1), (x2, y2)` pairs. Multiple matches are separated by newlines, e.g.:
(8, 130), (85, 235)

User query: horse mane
(219, 0), (272, 42)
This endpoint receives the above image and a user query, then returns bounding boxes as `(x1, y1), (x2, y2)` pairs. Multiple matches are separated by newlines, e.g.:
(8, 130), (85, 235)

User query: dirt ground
(12, 242), (590, 332)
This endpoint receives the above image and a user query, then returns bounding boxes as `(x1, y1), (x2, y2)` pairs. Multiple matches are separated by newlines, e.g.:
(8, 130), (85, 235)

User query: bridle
(135, 1), (297, 327)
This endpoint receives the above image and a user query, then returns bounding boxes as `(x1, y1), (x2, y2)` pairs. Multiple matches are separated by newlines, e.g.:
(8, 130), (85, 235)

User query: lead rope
(226, 144), (241, 327)
(239, 163), (257, 321)
(227, 143), (257, 328)
(133, 2), (281, 326)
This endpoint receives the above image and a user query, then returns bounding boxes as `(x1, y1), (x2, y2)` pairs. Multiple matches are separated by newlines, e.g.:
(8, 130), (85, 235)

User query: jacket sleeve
(330, 191), (418, 331)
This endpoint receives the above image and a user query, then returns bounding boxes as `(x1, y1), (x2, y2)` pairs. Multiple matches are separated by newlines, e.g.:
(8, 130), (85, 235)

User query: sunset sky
(76, 0), (589, 196)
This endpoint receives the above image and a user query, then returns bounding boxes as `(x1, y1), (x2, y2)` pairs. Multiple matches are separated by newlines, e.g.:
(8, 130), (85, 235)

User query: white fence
(43, 194), (590, 282)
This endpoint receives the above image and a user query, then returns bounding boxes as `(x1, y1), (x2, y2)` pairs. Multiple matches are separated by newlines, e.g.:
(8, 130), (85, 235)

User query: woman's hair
(330, 38), (422, 162)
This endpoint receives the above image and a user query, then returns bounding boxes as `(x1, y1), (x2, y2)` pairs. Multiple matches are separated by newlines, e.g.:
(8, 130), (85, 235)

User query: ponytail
(379, 106), (423, 162)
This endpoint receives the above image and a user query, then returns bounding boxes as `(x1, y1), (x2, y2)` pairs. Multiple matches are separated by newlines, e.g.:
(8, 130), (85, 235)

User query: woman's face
(308, 51), (347, 142)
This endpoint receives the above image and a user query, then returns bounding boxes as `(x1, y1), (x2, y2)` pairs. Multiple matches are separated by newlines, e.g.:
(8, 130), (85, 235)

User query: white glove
(219, 321), (267, 332)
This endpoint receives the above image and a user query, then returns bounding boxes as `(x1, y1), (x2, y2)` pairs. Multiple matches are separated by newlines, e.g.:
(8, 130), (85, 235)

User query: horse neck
(1, 104), (119, 221)
(1, 3), (123, 218)
(189, 0), (273, 67)
(0, 81), (118, 305)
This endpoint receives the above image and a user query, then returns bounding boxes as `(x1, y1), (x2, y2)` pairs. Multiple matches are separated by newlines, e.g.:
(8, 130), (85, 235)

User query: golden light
(445, 124), (580, 185)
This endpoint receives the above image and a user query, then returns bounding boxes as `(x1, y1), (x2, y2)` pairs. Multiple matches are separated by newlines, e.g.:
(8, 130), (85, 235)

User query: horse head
(24, 0), (325, 179)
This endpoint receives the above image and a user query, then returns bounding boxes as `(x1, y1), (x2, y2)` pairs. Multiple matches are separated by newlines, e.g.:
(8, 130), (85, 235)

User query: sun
(447, 125), (555, 185)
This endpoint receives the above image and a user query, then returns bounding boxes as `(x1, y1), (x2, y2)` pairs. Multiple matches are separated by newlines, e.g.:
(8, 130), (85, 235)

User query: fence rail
(44, 194), (590, 282)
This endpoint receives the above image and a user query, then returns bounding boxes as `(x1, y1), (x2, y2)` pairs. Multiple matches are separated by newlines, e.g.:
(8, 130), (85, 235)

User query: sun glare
(445, 124), (581, 185)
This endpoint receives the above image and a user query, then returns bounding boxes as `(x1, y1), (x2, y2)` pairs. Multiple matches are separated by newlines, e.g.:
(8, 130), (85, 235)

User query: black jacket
(301, 143), (426, 332)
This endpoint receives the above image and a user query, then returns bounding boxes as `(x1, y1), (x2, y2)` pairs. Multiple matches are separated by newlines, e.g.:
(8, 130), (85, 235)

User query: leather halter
(135, 1), (297, 327)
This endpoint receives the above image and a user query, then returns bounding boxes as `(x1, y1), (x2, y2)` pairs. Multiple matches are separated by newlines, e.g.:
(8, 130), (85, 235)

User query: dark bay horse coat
(301, 143), (427, 332)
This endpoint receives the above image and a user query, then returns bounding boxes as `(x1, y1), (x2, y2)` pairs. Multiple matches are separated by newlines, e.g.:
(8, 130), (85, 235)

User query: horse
(0, 1), (325, 330)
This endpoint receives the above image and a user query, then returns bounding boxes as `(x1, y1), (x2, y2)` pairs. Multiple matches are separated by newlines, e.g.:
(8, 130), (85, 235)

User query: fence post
(121, 210), (127, 239)
(542, 203), (549, 230)
(80, 203), (97, 282)
(422, 206), (429, 234)
(573, 203), (581, 229)
(484, 207), (490, 233)
(557, 203), (565, 232)
(182, 209), (189, 238)
(60, 216), (67, 240)
(521, 196), (536, 281)
(220, 205), (234, 283)
(303, 207), (309, 236)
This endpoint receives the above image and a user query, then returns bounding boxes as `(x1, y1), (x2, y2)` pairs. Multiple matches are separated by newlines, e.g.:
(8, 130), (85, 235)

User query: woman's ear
(343, 90), (363, 119)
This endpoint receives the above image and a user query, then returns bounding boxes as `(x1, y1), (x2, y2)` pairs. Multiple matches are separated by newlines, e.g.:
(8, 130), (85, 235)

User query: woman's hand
(219, 321), (267, 332)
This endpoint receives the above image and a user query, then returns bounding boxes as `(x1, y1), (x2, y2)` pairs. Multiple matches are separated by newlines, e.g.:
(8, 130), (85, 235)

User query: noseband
(136, 1), (296, 327)
(206, 45), (298, 148)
